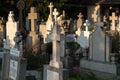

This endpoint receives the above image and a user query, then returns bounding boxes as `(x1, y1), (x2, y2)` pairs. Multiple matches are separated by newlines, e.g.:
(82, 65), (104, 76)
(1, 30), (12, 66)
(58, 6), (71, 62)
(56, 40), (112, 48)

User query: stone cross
(28, 7), (38, 32)
(84, 20), (90, 31)
(95, 17), (104, 27)
(48, 2), (54, 16)
(53, 8), (59, 22)
(49, 8), (62, 68)
(92, 10), (98, 22)
(109, 12), (118, 31)
(17, 0), (25, 31)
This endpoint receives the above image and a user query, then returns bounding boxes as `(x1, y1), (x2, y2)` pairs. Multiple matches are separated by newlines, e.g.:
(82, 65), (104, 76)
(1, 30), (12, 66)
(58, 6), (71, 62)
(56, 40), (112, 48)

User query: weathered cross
(109, 12), (118, 31)
(48, 2), (54, 15)
(84, 20), (90, 31)
(92, 10), (98, 22)
(28, 7), (38, 32)
(53, 8), (59, 22)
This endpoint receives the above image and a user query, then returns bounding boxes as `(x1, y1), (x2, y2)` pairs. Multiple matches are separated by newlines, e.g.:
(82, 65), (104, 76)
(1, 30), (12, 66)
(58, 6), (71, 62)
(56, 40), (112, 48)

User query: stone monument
(6, 11), (18, 47)
(44, 8), (63, 80)
(80, 17), (120, 75)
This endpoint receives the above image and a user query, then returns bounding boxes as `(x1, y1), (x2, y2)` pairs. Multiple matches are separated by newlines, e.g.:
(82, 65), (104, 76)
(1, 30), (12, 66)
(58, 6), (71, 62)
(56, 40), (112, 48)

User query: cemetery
(0, 0), (120, 80)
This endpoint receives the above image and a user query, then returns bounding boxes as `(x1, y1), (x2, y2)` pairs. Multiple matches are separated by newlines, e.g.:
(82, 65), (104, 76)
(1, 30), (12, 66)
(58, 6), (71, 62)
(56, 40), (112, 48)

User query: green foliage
(66, 42), (80, 56)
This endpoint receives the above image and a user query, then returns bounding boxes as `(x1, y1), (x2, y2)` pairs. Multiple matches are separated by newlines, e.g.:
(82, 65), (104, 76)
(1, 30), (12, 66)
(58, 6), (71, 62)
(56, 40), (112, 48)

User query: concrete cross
(48, 2), (54, 15)
(92, 10), (98, 22)
(84, 20), (90, 31)
(28, 7), (38, 32)
(109, 12), (118, 31)
(53, 8), (59, 22)
(78, 13), (83, 19)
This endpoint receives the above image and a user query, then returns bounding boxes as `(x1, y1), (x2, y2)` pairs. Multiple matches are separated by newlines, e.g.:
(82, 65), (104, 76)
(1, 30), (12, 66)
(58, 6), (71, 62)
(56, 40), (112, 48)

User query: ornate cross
(48, 2), (54, 15)
(28, 7), (38, 32)
(53, 8), (59, 22)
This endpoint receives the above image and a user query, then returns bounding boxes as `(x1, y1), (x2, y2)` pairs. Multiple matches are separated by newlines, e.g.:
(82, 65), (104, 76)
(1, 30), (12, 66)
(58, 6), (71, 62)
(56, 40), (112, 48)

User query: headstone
(1, 37), (11, 80)
(28, 7), (39, 53)
(44, 8), (63, 80)
(6, 11), (18, 47)
(76, 20), (91, 48)
(8, 33), (26, 80)
(80, 17), (120, 74)
(109, 12), (118, 31)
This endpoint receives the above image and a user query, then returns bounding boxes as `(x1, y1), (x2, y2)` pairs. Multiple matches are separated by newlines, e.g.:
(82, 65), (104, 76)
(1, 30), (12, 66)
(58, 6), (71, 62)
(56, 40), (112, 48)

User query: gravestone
(109, 12), (118, 31)
(76, 20), (91, 48)
(80, 17), (120, 74)
(8, 33), (27, 80)
(1, 37), (11, 80)
(28, 7), (40, 53)
(44, 8), (63, 80)
(6, 11), (18, 47)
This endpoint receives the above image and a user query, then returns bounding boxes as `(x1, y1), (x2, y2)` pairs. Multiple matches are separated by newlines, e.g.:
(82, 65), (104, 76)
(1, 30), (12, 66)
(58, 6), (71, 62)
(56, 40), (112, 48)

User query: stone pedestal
(44, 65), (63, 80)
(80, 59), (120, 75)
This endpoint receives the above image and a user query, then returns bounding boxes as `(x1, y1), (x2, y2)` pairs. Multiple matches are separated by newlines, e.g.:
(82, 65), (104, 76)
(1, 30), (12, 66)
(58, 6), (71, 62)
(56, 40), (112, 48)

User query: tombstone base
(44, 65), (63, 80)
(80, 59), (120, 75)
